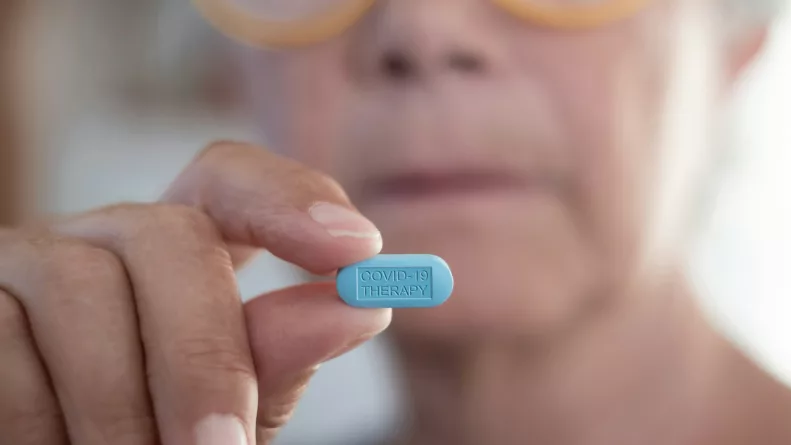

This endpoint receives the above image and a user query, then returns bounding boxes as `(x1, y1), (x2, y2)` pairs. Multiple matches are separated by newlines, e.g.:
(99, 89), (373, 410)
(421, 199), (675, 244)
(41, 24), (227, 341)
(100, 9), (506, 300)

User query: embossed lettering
(357, 267), (433, 300)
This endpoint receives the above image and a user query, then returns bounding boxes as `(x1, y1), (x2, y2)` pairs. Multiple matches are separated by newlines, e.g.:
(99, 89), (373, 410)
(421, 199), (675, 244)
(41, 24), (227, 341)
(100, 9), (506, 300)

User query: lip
(359, 170), (553, 205)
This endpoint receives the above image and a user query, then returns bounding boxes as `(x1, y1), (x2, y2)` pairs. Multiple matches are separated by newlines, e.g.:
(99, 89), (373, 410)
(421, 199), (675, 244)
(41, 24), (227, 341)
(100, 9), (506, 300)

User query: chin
(373, 205), (603, 341)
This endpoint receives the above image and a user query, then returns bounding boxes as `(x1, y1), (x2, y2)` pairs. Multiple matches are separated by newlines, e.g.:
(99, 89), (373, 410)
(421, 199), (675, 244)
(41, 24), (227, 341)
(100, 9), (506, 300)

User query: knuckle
(0, 227), (28, 252)
(274, 161), (348, 203)
(0, 290), (28, 341)
(193, 141), (265, 178)
(197, 140), (248, 163)
(0, 234), (127, 302)
(149, 204), (219, 241)
(257, 368), (315, 433)
(40, 241), (126, 293)
(165, 141), (252, 204)
(258, 407), (295, 432)
(191, 140), (350, 205)
(89, 202), (220, 244)
(0, 403), (65, 444)
(257, 391), (303, 432)
(310, 171), (347, 198)
(168, 335), (256, 386)
(89, 407), (157, 444)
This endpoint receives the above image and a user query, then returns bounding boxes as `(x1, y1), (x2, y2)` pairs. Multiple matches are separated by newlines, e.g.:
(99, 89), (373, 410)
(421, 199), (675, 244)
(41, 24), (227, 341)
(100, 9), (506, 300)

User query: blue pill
(336, 254), (454, 308)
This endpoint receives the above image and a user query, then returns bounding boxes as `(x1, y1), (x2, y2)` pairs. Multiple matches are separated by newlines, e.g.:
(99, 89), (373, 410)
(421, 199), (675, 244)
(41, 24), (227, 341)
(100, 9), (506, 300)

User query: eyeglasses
(194, 0), (651, 49)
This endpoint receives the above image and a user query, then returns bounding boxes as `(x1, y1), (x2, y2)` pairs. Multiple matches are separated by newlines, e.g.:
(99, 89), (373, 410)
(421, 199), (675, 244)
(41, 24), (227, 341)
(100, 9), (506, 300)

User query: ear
(725, 26), (769, 83)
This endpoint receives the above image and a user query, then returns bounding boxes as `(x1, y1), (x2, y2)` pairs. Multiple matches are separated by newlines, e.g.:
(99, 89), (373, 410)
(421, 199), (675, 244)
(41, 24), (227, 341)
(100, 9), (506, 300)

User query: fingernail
(309, 202), (381, 240)
(196, 414), (248, 445)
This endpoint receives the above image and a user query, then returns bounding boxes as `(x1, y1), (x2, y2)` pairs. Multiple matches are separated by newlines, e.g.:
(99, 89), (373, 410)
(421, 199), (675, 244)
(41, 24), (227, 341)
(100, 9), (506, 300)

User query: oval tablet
(336, 254), (454, 308)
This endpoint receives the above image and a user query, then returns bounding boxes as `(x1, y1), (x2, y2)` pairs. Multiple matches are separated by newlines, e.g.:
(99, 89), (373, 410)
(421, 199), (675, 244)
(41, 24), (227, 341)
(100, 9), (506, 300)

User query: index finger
(162, 141), (382, 273)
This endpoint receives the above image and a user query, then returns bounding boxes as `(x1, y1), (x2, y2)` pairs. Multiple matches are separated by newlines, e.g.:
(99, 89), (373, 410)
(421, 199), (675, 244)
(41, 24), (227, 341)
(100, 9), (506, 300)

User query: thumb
(243, 281), (392, 444)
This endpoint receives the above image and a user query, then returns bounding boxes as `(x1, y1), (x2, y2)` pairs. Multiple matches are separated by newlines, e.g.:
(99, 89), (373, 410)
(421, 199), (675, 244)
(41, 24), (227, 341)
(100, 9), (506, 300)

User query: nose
(353, 0), (502, 84)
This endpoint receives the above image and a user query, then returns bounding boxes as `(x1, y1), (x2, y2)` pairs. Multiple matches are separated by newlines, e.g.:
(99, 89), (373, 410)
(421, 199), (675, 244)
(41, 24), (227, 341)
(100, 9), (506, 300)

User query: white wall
(691, 13), (791, 384)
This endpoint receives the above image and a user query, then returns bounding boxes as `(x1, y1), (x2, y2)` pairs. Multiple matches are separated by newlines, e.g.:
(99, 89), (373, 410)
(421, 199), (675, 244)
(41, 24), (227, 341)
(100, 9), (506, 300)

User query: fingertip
(308, 202), (381, 240)
(243, 283), (391, 381)
(194, 414), (249, 445)
(324, 307), (392, 361)
(263, 211), (382, 275)
(302, 201), (383, 272)
(364, 307), (393, 335)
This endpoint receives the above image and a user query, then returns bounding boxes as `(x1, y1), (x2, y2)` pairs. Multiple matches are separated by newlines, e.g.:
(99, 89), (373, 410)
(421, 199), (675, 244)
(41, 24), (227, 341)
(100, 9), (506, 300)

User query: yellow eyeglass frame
(492, 0), (652, 29)
(193, 0), (377, 48)
(194, 0), (652, 49)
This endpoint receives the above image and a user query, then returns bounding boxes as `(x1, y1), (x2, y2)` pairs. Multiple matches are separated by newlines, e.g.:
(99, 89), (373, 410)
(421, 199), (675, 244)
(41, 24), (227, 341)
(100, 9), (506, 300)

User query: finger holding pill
(337, 254), (454, 308)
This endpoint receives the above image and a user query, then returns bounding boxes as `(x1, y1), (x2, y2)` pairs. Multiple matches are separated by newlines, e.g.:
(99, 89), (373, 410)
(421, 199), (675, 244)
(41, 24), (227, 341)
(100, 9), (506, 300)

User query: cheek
(526, 12), (674, 290)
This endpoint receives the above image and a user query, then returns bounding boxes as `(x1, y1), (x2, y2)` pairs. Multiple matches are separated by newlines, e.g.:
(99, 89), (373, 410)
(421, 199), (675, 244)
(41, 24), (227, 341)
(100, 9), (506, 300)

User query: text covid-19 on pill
(336, 254), (454, 308)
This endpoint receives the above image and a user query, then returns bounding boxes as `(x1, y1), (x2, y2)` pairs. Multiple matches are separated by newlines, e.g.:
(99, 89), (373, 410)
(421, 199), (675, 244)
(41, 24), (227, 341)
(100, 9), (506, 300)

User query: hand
(0, 142), (391, 445)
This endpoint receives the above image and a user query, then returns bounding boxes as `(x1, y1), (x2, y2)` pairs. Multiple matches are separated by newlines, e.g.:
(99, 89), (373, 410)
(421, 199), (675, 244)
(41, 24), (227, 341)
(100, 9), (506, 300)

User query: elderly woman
(1, 0), (790, 444)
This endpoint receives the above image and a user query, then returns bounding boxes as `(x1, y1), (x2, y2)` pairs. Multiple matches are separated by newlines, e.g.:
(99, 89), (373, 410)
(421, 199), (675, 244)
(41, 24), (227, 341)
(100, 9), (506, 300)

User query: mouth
(360, 170), (553, 205)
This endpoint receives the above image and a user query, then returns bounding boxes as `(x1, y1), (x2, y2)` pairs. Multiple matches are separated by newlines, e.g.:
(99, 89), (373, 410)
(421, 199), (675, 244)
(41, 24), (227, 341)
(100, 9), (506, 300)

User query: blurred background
(2, 1), (791, 443)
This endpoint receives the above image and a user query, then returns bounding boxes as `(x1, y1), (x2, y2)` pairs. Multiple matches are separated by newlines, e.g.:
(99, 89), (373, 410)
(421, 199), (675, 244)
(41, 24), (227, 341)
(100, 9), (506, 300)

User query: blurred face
(240, 0), (728, 338)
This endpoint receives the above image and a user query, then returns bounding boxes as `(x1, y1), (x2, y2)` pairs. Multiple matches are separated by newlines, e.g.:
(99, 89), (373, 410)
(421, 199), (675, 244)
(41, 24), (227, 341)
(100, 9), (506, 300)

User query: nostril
(447, 52), (485, 74)
(380, 50), (416, 80)
(375, 48), (486, 81)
